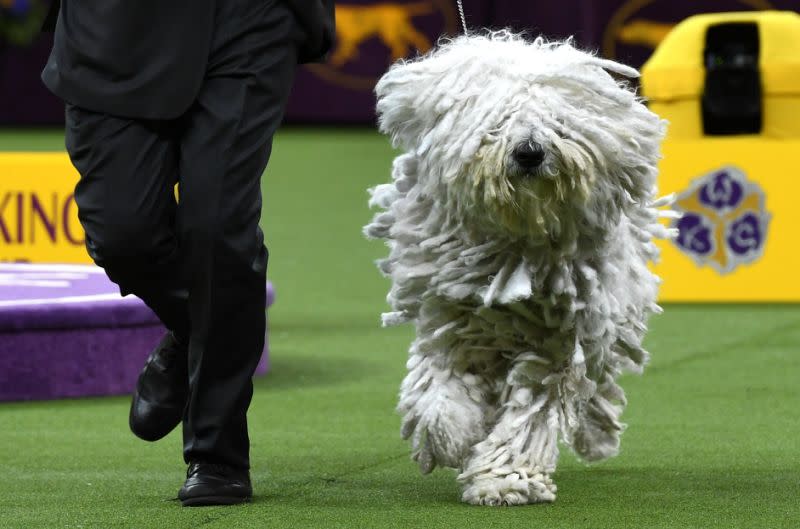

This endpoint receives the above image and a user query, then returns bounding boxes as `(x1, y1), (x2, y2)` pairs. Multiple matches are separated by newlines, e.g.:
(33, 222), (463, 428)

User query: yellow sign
(654, 138), (799, 301)
(0, 153), (90, 264)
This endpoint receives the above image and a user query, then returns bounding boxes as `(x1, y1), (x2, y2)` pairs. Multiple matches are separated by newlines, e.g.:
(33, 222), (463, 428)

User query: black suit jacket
(41, 0), (334, 120)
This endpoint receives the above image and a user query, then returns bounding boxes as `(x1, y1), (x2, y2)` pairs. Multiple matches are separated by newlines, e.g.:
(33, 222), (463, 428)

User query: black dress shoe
(129, 332), (188, 441)
(178, 462), (253, 506)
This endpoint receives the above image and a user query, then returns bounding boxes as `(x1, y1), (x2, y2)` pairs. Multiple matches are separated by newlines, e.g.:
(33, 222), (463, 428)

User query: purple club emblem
(672, 166), (770, 274)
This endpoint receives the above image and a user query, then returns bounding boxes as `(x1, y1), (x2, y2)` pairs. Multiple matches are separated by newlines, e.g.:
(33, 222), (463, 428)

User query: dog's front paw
(460, 468), (557, 506)
(401, 407), (483, 474)
(400, 377), (487, 473)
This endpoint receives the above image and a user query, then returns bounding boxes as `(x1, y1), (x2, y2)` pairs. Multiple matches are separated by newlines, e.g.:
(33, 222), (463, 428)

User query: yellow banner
(0, 153), (91, 264)
(653, 137), (799, 301)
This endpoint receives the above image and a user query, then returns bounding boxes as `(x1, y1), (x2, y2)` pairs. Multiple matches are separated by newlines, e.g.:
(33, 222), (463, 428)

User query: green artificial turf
(0, 129), (66, 151)
(0, 128), (799, 528)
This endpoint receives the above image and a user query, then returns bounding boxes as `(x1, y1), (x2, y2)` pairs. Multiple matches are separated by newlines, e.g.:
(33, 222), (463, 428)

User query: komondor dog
(364, 31), (675, 506)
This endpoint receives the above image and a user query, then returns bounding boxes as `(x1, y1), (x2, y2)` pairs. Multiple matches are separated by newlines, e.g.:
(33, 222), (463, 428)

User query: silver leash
(456, 0), (468, 34)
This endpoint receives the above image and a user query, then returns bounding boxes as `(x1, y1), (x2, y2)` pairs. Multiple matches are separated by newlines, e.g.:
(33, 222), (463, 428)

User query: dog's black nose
(513, 142), (545, 170)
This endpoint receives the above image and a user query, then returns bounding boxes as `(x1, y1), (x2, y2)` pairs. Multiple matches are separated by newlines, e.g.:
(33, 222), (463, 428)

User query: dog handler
(41, 0), (334, 506)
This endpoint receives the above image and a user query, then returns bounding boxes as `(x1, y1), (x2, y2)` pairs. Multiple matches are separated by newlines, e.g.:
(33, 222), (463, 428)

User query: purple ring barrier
(0, 263), (274, 402)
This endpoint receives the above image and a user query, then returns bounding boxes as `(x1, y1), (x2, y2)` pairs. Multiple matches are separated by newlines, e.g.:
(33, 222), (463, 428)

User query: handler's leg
(177, 0), (299, 480)
(65, 108), (190, 340)
(65, 108), (193, 442)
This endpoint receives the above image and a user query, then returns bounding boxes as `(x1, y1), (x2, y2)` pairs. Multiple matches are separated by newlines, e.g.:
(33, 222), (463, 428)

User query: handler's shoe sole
(181, 496), (253, 507)
(181, 495), (252, 507)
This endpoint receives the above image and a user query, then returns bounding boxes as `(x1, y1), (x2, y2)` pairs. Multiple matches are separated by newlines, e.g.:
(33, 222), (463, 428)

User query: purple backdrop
(1, 0), (798, 125)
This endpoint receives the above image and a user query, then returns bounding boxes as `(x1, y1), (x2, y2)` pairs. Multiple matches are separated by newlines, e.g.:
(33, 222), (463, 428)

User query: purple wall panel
(0, 34), (62, 125)
(2, 0), (799, 126)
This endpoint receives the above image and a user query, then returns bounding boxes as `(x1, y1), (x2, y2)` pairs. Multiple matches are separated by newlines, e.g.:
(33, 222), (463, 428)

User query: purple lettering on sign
(0, 193), (11, 243)
(63, 194), (85, 246)
(30, 193), (58, 243)
(16, 193), (24, 243)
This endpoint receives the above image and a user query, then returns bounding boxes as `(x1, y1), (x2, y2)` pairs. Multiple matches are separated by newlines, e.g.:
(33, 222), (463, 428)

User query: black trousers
(64, 0), (300, 469)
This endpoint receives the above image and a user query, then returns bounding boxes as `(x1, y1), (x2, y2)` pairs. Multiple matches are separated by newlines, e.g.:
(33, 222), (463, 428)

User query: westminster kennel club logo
(672, 167), (770, 274)
(331, 2), (435, 67)
(308, 0), (457, 90)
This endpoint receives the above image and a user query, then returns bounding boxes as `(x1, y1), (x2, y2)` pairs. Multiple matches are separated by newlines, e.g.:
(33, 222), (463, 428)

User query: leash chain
(456, 0), (468, 34)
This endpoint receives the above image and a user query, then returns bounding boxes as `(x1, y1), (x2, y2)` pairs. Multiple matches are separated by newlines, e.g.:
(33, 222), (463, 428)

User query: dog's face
(376, 32), (666, 243)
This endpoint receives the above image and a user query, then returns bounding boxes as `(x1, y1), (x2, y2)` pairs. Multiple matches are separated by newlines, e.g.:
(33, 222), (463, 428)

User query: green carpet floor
(0, 129), (798, 528)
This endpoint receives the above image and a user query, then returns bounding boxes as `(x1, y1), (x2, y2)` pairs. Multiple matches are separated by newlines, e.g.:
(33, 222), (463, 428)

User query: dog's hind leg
(458, 380), (560, 506)
(398, 343), (492, 474)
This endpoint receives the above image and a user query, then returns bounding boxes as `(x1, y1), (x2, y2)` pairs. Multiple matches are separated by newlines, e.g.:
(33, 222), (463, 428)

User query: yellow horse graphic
(618, 19), (676, 48)
(331, 2), (435, 67)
